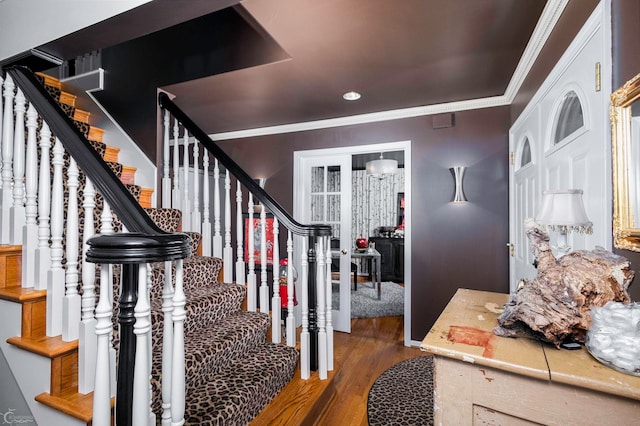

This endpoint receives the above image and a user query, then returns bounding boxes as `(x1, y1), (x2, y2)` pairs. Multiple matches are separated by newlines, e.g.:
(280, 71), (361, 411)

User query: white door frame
(294, 140), (413, 346)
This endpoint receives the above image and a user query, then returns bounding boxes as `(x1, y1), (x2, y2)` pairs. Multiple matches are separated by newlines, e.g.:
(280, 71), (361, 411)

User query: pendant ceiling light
(366, 153), (398, 177)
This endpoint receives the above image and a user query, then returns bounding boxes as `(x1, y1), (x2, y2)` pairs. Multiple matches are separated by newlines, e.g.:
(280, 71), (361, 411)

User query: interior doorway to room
(293, 141), (412, 345)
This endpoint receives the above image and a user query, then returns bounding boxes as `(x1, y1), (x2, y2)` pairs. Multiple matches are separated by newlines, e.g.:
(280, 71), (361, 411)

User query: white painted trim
(293, 140), (413, 346)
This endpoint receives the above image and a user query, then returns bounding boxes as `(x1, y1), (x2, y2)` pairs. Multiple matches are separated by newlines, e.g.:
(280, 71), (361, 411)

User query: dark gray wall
(218, 107), (511, 341)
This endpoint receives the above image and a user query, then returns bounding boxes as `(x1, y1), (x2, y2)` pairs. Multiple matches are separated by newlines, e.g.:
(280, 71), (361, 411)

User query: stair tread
(0, 286), (46, 302)
(35, 391), (114, 423)
(7, 334), (78, 358)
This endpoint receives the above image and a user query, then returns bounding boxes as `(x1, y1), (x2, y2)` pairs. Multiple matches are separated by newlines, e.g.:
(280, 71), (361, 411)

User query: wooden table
(420, 288), (640, 425)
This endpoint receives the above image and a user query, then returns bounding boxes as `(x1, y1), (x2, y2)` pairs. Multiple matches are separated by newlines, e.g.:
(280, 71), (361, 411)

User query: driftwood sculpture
(494, 218), (634, 347)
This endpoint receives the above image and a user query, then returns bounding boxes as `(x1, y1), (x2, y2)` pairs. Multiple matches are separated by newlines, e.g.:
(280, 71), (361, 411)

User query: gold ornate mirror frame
(612, 72), (640, 251)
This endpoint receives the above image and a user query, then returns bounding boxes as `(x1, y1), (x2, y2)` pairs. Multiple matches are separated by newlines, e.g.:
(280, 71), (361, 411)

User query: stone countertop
(420, 288), (640, 401)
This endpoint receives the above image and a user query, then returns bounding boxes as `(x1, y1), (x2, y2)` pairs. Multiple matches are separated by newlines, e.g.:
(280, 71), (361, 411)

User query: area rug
(332, 281), (404, 318)
(367, 356), (434, 425)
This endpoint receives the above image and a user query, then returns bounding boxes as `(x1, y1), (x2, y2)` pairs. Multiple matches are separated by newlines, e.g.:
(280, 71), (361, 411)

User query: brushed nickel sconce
(450, 166), (467, 203)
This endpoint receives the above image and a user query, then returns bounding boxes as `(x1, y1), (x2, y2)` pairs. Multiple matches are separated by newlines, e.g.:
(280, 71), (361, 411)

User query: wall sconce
(449, 166), (467, 203)
(535, 189), (592, 255)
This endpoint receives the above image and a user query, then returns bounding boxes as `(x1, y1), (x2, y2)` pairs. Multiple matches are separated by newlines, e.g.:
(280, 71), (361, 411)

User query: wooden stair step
(104, 146), (120, 163)
(0, 286), (47, 339)
(0, 245), (22, 288)
(74, 109), (91, 124)
(35, 391), (114, 424)
(140, 188), (153, 209)
(59, 91), (76, 108)
(35, 72), (61, 90)
(88, 126), (104, 142)
(121, 165), (136, 185)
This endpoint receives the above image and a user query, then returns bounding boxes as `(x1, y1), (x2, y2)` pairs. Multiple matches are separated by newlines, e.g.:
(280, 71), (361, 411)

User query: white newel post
(79, 178), (97, 393)
(300, 238), (310, 379)
(271, 217), (281, 343)
(172, 119), (180, 210)
(223, 170), (233, 283)
(34, 122), (51, 290)
(235, 181), (245, 285)
(191, 140), (201, 233)
(62, 158), (80, 342)
(317, 238), (327, 380)
(325, 238), (334, 371)
(9, 88), (26, 244)
(22, 103), (38, 288)
(47, 138), (65, 337)
(161, 261), (174, 426)
(201, 150), (211, 256)
(171, 259), (186, 426)
(181, 130), (191, 231)
(213, 159), (222, 257)
(259, 207), (269, 314)
(1, 75), (15, 244)
(162, 110), (171, 208)
(286, 230), (296, 347)
(246, 193), (256, 311)
(133, 263), (151, 426)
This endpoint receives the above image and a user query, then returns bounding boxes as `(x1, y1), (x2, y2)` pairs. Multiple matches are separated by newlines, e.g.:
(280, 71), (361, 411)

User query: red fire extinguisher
(278, 258), (298, 309)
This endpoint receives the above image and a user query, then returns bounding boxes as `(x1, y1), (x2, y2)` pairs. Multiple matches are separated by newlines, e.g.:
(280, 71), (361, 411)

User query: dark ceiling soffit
(0, 48), (63, 73)
(233, 3), (290, 56)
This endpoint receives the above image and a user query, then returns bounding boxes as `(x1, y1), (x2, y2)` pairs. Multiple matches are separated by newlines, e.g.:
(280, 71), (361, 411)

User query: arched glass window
(553, 90), (584, 144)
(519, 138), (532, 168)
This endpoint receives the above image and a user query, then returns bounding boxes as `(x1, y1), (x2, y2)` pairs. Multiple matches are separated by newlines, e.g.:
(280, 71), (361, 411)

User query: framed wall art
(243, 213), (275, 265)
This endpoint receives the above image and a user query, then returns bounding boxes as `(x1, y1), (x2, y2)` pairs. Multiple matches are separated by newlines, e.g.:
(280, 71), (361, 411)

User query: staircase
(0, 68), (316, 425)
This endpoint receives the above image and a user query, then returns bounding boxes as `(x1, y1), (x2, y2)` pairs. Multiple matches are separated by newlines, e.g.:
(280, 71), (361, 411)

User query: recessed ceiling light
(343, 91), (361, 101)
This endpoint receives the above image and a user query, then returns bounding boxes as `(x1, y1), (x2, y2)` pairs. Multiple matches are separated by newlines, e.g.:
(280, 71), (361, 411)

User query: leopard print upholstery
(144, 208), (182, 232)
(367, 356), (434, 426)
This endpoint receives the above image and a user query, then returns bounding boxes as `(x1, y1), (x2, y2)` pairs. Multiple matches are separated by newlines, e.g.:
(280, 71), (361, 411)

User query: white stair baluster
(1, 75), (15, 244)
(9, 88), (26, 244)
(22, 103), (38, 288)
(0, 74), (3, 176)
(316, 238), (327, 380)
(235, 182), (245, 285)
(212, 159), (222, 257)
(34, 122), (51, 290)
(271, 217), (281, 343)
(47, 137), (65, 337)
(286, 231), (296, 347)
(201, 150), (211, 256)
(161, 261), (174, 426)
(79, 178), (97, 393)
(62, 157), (80, 342)
(93, 257), (113, 426)
(191, 140), (201, 233)
(147, 266), (155, 426)
(223, 170), (233, 283)
(325, 238), (334, 371)
(181, 130), (190, 231)
(162, 110), (171, 208)
(259, 206), (269, 314)
(172, 119), (180, 209)
(171, 259), (186, 426)
(133, 263), (151, 426)
(300, 238), (310, 379)
(246, 193), (256, 311)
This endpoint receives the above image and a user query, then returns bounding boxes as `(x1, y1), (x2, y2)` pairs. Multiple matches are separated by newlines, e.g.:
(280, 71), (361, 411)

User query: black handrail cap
(86, 232), (191, 264)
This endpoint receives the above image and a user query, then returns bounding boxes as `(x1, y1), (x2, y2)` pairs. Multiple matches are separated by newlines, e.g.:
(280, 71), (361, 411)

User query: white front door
(297, 153), (352, 333)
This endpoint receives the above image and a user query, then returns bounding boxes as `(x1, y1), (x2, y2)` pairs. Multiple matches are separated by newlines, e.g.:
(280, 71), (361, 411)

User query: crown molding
(209, 0), (567, 141)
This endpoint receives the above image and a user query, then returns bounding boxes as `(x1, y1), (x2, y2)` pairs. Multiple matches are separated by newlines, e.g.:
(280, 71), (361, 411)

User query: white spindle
(317, 239), (327, 380)
(79, 178), (97, 393)
(162, 110), (171, 208)
(93, 261), (113, 426)
(182, 130), (190, 231)
(1, 75), (15, 244)
(0, 74), (3, 175)
(9, 88), (26, 244)
(286, 231), (296, 347)
(62, 157), (80, 342)
(259, 207), (269, 314)
(22, 103), (38, 288)
(201, 150), (211, 256)
(34, 122), (51, 290)
(172, 119), (180, 210)
(146, 266), (155, 426)
(325, 238), (334, 371)
(191, 140), (201, 233)
(99, 201), (117, 397)
(133, 263), (151, 426)
(161, 261), (174, 426)
(223, 170), (233, 283)
(271, 217), (281, 343)
(171, 259), (186, 426)
(300, 238), (310, 379)
(235, 181), (245, 285)
(246, 193), (256, 311)
(213, 159), (222, 257)
(47, 137), (65, 337)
